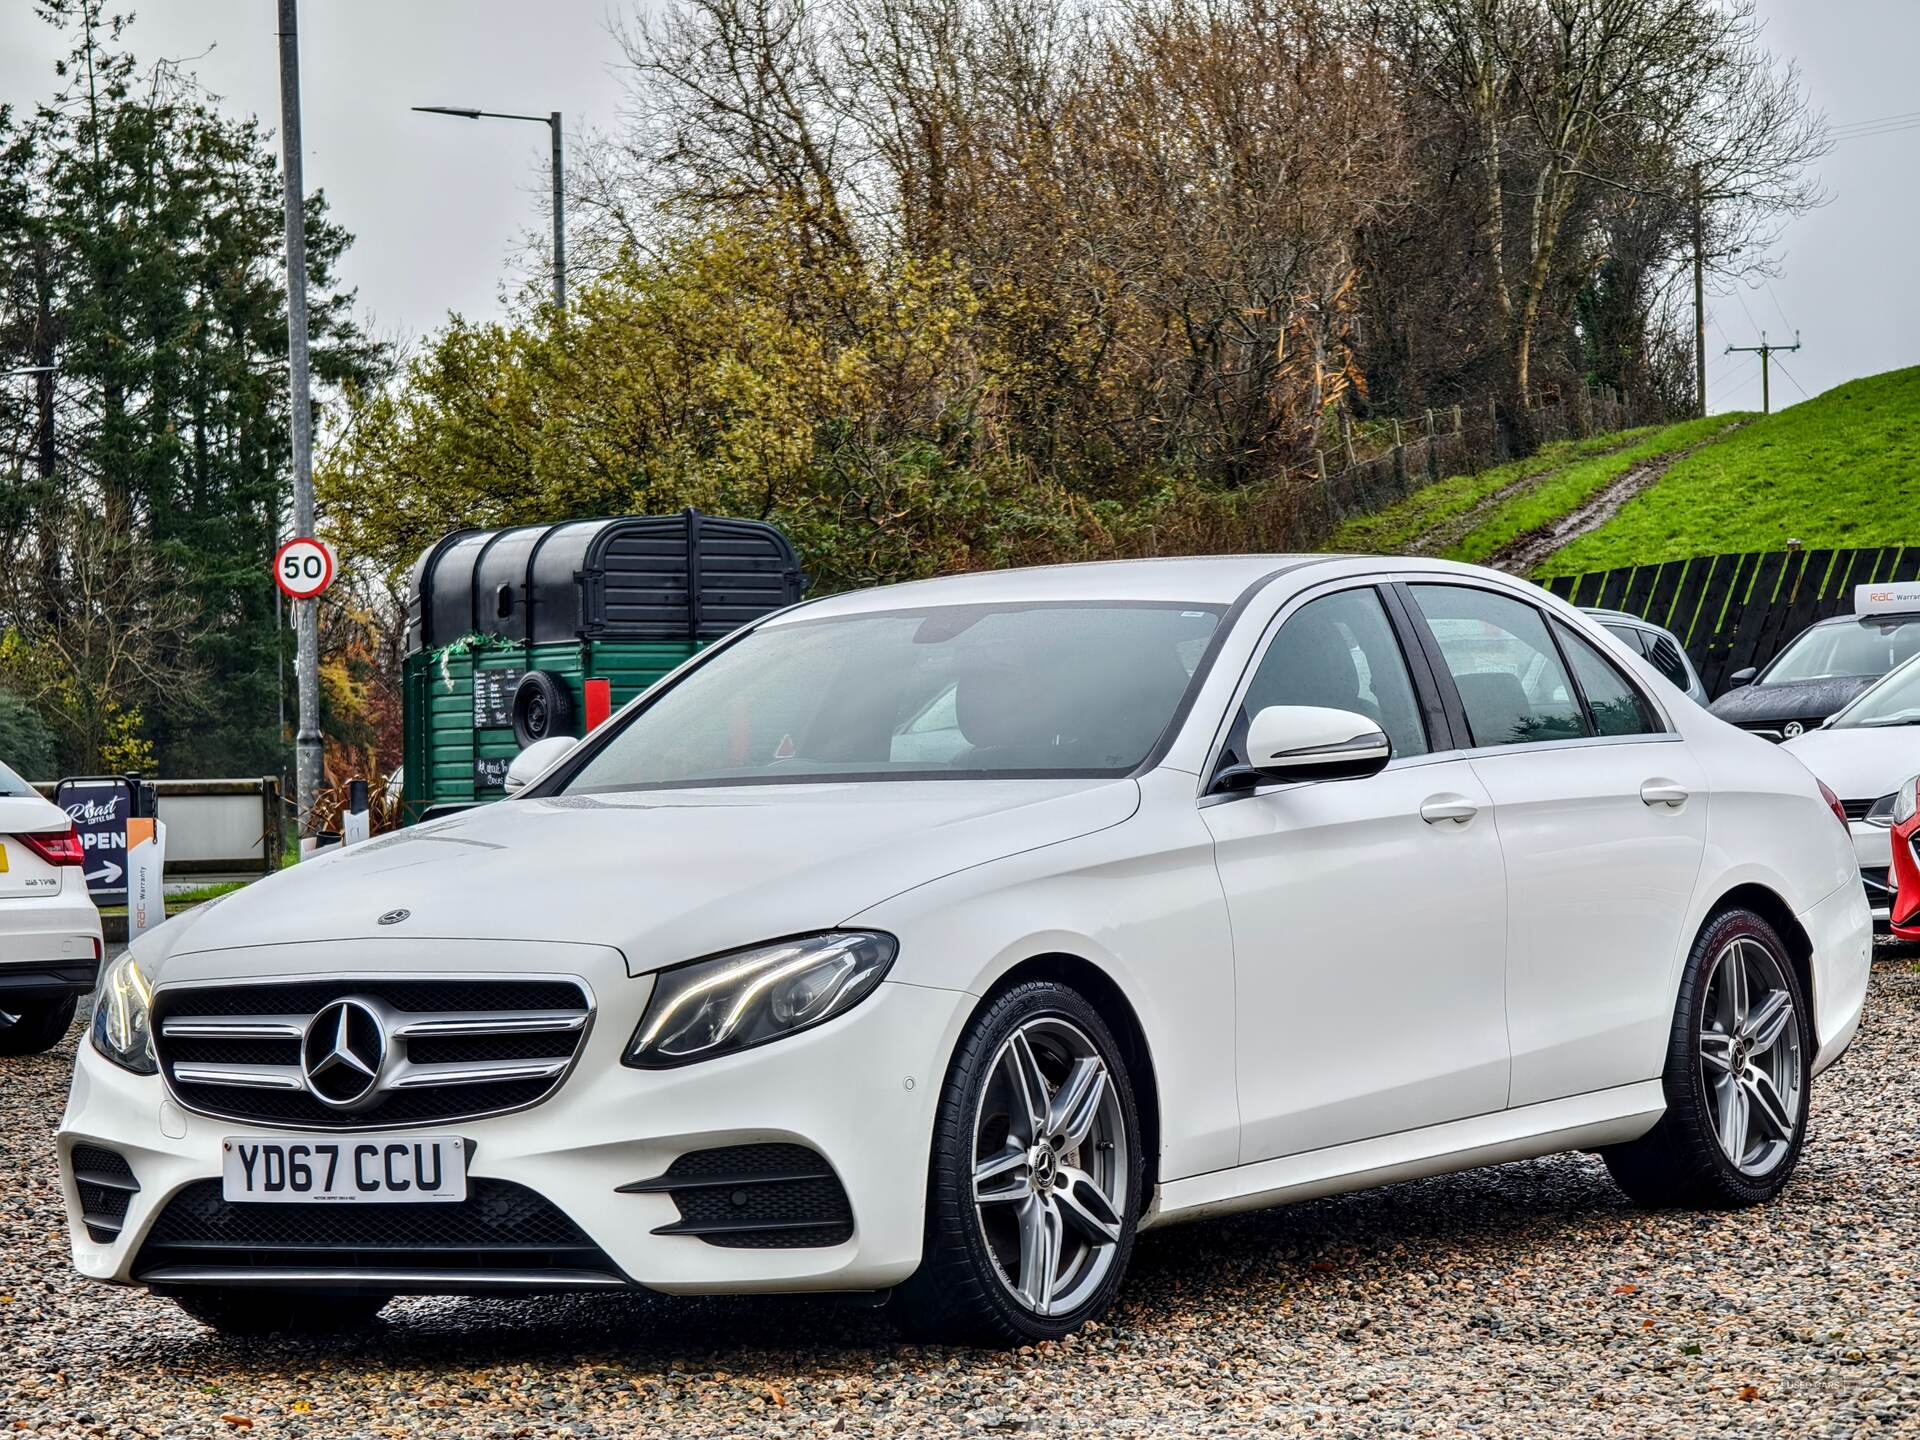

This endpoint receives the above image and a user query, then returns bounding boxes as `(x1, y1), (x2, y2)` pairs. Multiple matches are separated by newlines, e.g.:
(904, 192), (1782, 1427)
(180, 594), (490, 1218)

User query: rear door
(1403, 583), (1708, 1107)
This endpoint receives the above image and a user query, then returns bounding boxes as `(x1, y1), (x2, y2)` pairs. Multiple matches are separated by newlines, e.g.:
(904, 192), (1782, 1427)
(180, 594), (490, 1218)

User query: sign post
(126, 780), (166, 940)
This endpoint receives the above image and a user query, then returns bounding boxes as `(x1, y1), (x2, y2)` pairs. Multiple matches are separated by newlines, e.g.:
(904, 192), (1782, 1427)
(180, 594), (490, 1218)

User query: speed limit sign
(274, 537), (336, 600)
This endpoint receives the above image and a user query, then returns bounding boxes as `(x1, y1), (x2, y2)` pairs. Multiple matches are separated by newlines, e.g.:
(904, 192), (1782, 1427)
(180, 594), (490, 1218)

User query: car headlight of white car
(1893, 775), (1920, 827)
(90, 951), (158, 1076)
(624, 931), (897, 1068)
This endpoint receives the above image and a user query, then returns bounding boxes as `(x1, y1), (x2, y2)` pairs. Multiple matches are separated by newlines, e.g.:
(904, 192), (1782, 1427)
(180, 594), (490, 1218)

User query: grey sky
(1, 0), (1912, 413)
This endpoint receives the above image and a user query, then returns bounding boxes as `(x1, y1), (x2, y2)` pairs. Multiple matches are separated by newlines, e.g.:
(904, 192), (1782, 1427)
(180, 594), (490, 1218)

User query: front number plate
(222, 1135), (467, 1203)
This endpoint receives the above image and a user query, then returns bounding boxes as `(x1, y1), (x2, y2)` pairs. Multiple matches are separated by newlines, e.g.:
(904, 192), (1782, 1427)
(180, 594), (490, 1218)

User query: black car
(1709, 610), (1920, 740)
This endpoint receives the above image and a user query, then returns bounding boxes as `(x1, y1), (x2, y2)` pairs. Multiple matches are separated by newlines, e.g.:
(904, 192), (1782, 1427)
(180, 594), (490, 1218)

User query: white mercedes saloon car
(60, 557), (1871, 1345)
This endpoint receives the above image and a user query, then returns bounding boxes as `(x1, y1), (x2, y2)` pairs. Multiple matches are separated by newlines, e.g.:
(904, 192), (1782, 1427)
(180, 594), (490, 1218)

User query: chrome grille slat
(387, 1058), (572, 1088)
(151, 974), (594, 1130)
(172, 1063), (306, 1091)
(161, 1017), (307, 1040)
(390, 1010), (588, 1038)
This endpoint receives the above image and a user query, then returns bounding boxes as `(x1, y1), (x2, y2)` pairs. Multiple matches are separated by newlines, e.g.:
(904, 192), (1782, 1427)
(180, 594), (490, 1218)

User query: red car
(1888, 777), (1920, 940)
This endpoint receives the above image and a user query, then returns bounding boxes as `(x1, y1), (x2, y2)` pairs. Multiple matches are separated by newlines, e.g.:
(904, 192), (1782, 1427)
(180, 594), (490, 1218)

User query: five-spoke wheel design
(1699, 934), (1803, 1176)
(971, 1017), (1129, 1317)
(1602, 906), (1811, 1210)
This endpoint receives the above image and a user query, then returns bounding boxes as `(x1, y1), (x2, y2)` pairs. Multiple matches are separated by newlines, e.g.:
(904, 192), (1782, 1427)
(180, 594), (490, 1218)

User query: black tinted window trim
(1398, 579), (1672, 751)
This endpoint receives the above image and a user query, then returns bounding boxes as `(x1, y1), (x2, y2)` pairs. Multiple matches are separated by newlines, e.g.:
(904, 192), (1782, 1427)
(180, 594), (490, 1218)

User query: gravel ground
(4, 949), (1916, 1439)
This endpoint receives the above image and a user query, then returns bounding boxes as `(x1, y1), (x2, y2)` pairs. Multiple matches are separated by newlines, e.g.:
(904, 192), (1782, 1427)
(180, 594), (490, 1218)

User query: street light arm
(413, 105), (553, 127)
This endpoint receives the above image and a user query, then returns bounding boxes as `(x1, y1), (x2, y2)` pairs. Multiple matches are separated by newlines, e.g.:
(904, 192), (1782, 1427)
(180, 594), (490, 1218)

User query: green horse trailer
(400, 510), (803, 820)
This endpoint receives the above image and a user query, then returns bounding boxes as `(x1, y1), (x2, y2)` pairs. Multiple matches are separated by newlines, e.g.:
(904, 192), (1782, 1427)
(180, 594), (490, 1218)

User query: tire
(1603, 907), (1812, 1209)
(170, 1289), (390, 1336)
(0, 996), (79, 1056)
(894, 980), (1144, 1346)
(511, 670), (575, 749)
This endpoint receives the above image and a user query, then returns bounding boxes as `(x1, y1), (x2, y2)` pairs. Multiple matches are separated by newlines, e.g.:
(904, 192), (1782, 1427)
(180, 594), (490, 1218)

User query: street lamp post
(414, 106), (565, 313)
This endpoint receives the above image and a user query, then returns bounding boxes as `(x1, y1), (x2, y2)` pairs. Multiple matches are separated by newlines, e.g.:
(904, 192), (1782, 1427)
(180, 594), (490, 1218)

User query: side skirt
(1142, 1080), (1664, 1230)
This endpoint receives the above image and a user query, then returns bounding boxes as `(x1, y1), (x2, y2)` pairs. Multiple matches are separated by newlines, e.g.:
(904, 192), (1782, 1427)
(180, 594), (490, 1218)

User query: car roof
(781, 555), (1337, 620)
(1810, 611), (1920, 628)
(1583, 607), (1660, 631)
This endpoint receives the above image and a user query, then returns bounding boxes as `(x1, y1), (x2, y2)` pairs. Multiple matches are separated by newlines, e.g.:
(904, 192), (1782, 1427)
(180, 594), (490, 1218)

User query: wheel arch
(976, 952), (1163, 1200)
(1705, 882), (1816, 1018)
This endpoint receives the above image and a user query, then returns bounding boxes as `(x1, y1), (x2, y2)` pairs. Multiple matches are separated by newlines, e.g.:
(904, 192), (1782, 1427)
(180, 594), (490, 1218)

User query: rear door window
(1557, 625), (1660, 736)
(1410, 585), (1587, 747)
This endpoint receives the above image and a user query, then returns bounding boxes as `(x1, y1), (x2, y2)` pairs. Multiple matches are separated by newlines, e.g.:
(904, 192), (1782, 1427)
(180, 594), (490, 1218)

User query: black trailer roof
(405, 509), (803, 653)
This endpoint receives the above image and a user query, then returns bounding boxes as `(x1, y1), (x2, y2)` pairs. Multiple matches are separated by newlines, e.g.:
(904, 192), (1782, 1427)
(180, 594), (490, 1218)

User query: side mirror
(504, 735), (578, 796)
(1243, 705), (1392, 784)
(1726, 666), (1758, 689)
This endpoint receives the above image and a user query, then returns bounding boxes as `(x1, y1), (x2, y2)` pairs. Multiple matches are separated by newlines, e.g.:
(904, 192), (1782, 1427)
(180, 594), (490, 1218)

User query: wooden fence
(1543, 546), (1920, 696)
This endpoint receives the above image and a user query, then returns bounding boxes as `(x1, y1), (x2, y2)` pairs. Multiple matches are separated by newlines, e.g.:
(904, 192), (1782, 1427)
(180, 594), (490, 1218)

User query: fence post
(1392, 419), (1406, 491)
(1317, 450), (1336, 522)
(1341, 412), (1356, 469)
(1452, 403), (1463, 435)
(1425, 409), (1439, 482)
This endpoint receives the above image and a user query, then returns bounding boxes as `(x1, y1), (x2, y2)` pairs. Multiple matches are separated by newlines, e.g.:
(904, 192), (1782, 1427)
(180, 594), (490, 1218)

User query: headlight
(1894, 775), (1920, 827)
(624, 932), (896, 1069)
(90, 951), (157, 1075)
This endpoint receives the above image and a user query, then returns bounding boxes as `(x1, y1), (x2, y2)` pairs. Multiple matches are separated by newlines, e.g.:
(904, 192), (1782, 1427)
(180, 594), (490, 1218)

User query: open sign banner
(53, 777), (131, 895)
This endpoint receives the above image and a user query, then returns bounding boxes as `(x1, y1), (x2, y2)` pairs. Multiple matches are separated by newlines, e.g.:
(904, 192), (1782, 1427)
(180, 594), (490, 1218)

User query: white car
(61, 557), (1871, 1344)
(1, 760), (104, 1055)
(1784, 650), (1920, 921)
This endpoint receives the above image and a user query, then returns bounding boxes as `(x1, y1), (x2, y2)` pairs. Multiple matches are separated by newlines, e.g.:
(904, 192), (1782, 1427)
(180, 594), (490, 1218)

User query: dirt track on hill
(1489, 423), (1749, 574)
(1403, 434), (1642, 558)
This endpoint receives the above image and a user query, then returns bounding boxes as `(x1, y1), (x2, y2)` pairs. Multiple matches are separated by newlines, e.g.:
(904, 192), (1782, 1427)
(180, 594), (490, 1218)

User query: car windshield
(562, 601), (1223, 791)
(1762, 618), (1920, 684)
(0, 761), (33, 798)
(1834, 653), (1920, 728)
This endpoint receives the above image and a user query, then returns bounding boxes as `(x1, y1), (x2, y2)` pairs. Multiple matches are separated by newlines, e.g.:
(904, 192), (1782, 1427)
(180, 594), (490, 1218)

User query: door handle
(1640, 780), (1690, 808)
(1420, 794), (1480, 825)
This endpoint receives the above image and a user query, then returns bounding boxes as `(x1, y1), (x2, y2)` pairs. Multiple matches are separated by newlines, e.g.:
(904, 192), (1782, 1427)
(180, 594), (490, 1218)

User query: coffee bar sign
(53, 776), (132, 895)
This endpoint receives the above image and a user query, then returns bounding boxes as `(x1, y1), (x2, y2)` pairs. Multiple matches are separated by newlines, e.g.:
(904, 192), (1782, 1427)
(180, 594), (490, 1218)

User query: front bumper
(1801, 879), (1873, 1076)
(1847, 820), (1893, 923)
(0, 892), (104, 1001)
(59, 974), (966, 1296)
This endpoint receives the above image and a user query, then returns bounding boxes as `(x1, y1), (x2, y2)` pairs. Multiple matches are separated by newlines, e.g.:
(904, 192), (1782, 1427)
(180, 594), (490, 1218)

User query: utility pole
(276, 0), (321, 846)
(1725, 332), (1802, 416)
(1692, 164), (1707, 419)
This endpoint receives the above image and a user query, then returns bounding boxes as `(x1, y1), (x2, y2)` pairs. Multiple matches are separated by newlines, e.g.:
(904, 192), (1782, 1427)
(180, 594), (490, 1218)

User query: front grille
(1841, 798), (1879, 823)
(69, 1145), (139, 1243)
(1862, 866), (1892, 901)
(620, 1143), (854, 1249)
(151, 976), (592, 1129)
(133, 1178), (622, 1286)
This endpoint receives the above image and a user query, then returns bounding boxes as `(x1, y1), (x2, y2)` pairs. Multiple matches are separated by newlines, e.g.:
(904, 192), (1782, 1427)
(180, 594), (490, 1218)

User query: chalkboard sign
(474, 755), (513, 791)
(53, 777), (132, 896)
(473, 667), (524, 728)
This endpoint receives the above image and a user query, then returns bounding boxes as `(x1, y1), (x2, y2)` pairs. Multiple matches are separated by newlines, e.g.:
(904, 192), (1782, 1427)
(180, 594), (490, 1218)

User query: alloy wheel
(970, 1016), (1129, 1317)
(1699, 935), (1803, 1177)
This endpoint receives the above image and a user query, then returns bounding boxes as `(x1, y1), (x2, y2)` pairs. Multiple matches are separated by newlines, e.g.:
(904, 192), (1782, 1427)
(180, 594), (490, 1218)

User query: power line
(1831, 117), (1920, 144)
(1763, 279), (1795, 334)
(1772, 356), (1813, 403)
(1829, 107), (1920, 134)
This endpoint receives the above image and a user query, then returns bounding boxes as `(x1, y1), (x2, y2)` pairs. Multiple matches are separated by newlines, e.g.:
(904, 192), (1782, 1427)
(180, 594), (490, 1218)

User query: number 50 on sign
(274, 537), (336, 600)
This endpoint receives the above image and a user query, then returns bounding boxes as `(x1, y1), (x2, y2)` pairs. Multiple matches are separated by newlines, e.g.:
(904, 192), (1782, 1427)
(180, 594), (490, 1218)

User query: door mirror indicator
(504, 735), (579, 795)
(1242, 706), (1392, 784)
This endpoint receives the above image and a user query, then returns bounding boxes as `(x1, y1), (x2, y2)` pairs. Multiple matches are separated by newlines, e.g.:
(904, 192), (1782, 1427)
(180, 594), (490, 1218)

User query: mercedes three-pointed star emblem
(300, 998), (388, 1109)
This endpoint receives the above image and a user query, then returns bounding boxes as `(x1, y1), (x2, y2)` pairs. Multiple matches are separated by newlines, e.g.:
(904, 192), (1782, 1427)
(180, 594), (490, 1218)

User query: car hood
(1708, 676), (1875, 728)
(153, 779), (1140, 976)
(1782, 726), (1920, 803)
